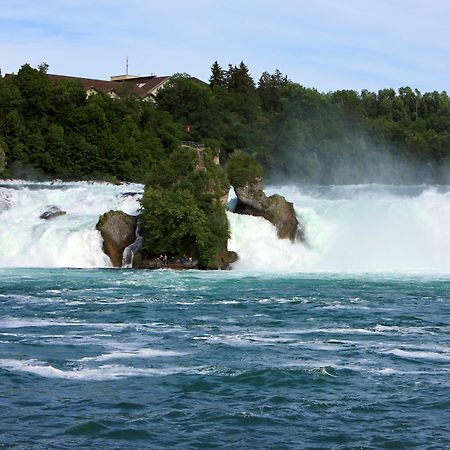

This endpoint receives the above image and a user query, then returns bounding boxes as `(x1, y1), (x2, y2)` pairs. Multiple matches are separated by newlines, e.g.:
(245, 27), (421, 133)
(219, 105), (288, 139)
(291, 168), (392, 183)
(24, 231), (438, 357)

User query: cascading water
(1, 181), (450, 272)
(229, 184), (450, 273)
(0, 181), (141, 268)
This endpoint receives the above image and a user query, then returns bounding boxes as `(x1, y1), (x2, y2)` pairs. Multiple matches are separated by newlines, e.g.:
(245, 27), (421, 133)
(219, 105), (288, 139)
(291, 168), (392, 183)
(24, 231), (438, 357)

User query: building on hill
(46, 73), (172, 101)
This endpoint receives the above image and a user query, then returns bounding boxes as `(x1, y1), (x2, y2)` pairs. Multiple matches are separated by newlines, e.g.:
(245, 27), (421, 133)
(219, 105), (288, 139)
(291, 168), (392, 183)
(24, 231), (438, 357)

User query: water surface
(1, 269), (449, 448)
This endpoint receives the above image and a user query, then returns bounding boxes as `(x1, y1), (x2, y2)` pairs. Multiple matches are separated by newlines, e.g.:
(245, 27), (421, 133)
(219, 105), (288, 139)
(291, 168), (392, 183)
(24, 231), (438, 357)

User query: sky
(1, 0), (450, 92)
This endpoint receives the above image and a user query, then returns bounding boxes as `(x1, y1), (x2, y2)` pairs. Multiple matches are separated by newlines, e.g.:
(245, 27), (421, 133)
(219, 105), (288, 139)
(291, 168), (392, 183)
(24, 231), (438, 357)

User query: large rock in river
(233, 182), (303, 241)
(219, 250), (238, 270)
(96, 210), (137, 267)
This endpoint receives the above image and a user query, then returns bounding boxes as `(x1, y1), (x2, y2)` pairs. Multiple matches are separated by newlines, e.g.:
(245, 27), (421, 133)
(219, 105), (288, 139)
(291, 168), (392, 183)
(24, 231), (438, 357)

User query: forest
(1, 62), (450, 184)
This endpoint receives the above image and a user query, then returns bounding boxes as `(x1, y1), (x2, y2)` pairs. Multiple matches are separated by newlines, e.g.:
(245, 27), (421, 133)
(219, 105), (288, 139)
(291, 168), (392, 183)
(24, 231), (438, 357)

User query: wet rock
(96, 210), (138, 267)
(40, 206), (66, 220)
(234, 182), (303, 241)
(132, 250), (199, 270)
(219, 250), (238, 270)
(120, 192), (143, 198)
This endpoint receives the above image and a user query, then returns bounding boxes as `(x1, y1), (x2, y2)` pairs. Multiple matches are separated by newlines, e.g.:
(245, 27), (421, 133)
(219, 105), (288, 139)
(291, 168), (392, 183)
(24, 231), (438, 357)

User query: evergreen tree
(226, 62), (255, 93)
(257, 69), (290, 113)
(209, 61), (225, 88)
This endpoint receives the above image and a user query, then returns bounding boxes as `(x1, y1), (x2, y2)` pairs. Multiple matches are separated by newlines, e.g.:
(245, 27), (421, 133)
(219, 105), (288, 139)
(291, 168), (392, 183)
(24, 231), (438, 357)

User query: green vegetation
(140, 146), (229, 269)
(2, 62), (450, 184)
(156, 62), (450, 184)
(0, 63), (181, 181)
(226, 150), (263, 188)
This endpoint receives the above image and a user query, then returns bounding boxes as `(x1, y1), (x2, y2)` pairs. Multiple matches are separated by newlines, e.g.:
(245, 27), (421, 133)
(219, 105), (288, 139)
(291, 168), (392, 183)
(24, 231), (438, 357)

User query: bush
(226, 150), (263, 188)
(142, 187), (229, 268)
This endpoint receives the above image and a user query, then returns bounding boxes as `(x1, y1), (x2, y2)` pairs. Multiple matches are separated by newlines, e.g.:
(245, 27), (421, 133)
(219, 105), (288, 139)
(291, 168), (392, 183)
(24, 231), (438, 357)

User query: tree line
(0, 63), (182, 181)
(1, 62), (450, 183)
(158, 61), (450, 184)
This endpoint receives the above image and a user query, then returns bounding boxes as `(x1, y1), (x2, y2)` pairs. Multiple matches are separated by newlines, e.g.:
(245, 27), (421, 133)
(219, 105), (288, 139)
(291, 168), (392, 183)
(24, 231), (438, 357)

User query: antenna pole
(126, 56), (129, 76)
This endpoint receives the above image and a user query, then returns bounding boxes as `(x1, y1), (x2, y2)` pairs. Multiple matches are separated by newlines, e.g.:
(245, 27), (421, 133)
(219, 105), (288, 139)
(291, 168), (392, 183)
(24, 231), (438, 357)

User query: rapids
(1, 182), (449, 448)
(0, 181), (141, 268)
(229, 184), (450, 273)
(1, 181), (449, 273)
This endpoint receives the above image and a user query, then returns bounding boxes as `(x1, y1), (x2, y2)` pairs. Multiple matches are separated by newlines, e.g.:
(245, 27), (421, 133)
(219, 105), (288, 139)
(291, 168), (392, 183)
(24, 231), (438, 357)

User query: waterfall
(1, 181), (449, 273)
(228, 185), (450, 273)
(0, 181), (142, 268)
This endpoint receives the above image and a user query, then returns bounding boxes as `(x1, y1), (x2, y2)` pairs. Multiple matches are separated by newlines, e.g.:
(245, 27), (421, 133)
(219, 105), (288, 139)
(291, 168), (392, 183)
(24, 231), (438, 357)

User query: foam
(0, 317), (81, 328)
(229, 184), (450, 273)
(373, 324), (431, 334)
(0, 182), (142, 268)
(80, 348), (188, 362)
(384, 348), (450, 362)
(0, 358), (193, 380)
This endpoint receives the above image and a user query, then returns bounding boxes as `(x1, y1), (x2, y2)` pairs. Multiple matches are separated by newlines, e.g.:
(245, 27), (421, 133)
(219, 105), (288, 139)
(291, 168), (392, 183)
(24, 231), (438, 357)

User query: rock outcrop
(129, 249), (236, 271)
(219, 250), (238, 270)
(96, 210), (138, 267)
(233, 181), (303, 241)
(40, 206), (66, 220)
(132, 249), (199, 270)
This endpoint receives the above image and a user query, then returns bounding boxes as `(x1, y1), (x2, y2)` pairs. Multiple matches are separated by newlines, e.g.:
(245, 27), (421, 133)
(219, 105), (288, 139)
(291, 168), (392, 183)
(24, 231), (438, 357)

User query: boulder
(120, 192), (143, 198)
(234, 182), (303, 241)
(219, 250), (238, 270)
(131, 250), (160, 269)
(96, 210), (138, 267)
(40, 206), (66, 220)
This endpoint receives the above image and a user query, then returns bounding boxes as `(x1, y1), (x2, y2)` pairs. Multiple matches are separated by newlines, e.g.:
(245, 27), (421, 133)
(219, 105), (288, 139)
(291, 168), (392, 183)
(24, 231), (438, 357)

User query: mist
(267, 133), (448, 186)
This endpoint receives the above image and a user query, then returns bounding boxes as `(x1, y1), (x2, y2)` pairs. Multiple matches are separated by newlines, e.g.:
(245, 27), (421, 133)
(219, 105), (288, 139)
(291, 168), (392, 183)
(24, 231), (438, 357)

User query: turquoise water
(1, 269), (449, 449)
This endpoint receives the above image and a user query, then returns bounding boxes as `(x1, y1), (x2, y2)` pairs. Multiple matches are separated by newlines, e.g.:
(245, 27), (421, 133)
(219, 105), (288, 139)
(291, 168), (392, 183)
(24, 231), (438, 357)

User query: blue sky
(1, 0), (450, 92)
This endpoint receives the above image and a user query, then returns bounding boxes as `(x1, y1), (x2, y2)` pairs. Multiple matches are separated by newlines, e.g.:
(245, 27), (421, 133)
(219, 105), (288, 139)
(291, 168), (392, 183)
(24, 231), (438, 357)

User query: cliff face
(233, 180), (303, 242)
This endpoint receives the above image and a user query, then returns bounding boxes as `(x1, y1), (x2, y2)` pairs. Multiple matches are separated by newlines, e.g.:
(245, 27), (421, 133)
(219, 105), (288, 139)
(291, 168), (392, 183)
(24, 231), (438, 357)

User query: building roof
(47, 74), (123, 93)
(47, 73), (171, 98)
(137, 76), (171, 97)
(115, 75), (157, 83)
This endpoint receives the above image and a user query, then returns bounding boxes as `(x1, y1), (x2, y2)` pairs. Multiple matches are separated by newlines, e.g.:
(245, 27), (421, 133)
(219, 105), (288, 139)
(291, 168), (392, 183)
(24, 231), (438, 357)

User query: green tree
(140, 187), (209, 257)
(257, 69), (290, 113)
(226, 62), (255, 93)
(209, 61), (226, 88)
(156, 75), (218, 140)
(226, 150), (263, 188)
(141, 144), (230, 268)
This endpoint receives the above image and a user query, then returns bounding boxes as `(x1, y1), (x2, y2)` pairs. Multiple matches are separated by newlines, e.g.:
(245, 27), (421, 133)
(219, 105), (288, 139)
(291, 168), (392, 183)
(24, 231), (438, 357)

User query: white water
(228, 184), (450, 273)
(0, 181), (141, 268)
(1, 181), (450, 273)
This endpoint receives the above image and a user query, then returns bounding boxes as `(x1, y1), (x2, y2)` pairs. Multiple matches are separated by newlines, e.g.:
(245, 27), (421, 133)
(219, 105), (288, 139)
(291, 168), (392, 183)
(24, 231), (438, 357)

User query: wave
(79, 348), (188, 362)
(383, 348), (450, 362)
(0, 358), (192, 380)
